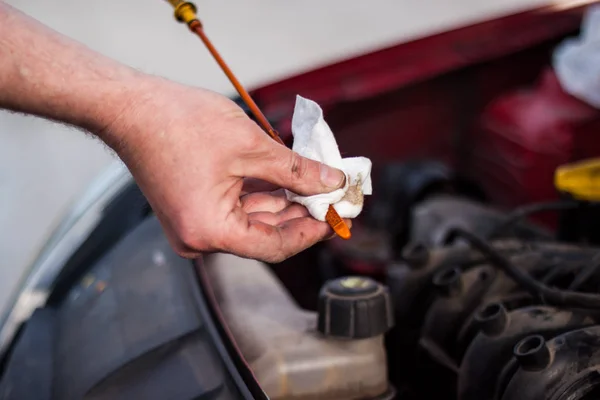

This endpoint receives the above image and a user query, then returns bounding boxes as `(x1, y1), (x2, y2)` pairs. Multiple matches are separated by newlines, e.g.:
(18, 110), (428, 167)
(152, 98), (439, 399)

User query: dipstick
(164, 0), (351, 239)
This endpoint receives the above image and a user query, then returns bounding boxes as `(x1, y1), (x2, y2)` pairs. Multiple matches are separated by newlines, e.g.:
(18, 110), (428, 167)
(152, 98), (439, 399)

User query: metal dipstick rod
(164, 1), (351, 239)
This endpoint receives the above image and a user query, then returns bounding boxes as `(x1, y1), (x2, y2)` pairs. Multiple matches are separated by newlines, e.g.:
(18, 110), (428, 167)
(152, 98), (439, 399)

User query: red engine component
(470, 67), (600, 227)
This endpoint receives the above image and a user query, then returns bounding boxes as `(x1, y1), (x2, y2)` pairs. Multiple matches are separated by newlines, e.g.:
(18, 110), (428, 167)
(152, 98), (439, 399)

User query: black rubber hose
(489, 200), (578, 239)
(450, 228), (600, 309)
(569, 253), (600, 291)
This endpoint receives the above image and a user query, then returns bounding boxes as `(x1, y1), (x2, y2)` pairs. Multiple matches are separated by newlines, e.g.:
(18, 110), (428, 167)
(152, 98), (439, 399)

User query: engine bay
(240, 160), (600, 400)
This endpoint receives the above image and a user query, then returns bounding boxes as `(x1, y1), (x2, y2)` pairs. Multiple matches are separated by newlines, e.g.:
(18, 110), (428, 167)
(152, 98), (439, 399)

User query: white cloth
(285, 96), (372, 222)
(554, 5), (600, 108)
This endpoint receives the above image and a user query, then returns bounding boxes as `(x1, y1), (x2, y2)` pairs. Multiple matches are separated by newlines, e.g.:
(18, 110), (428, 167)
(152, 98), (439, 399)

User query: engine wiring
(488, 200), (579, 239)
(568, 252), (600, 290)
(449, 227), (600, 309)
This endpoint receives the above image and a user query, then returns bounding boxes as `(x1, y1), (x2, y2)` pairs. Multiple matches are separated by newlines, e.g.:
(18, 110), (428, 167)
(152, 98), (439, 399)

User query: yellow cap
(166, 1), (198, 24)
(555, 158), (600, 201)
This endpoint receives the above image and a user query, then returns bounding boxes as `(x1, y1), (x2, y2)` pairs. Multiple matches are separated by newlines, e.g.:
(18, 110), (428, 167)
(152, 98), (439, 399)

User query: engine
(388, 220), (600, 400)
(319, 162), (600, 400)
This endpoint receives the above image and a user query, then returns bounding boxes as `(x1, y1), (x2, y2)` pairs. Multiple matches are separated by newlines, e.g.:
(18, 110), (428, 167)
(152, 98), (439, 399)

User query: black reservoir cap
(317, 276), (394, 339)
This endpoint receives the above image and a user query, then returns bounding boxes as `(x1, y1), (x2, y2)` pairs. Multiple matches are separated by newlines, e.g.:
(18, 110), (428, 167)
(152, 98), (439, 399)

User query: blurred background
(0, 0), (553, 313)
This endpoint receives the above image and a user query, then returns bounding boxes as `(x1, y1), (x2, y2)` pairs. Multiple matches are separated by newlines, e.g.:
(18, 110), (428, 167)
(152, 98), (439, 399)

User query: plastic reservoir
(204, 253), (391, 400)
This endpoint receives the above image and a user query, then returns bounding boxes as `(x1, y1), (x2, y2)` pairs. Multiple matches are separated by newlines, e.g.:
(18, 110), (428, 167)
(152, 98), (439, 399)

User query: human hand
(0, 1), (346, 262)
(100, 77), (348, 262)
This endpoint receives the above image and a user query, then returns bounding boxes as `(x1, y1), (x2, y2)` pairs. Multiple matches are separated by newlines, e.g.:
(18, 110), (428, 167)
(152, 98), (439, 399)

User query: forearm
(0, 2), (145, 136)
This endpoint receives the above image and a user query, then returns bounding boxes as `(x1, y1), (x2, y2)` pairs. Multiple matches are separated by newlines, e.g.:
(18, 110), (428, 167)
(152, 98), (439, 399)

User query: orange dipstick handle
(167, 2), (351, 239)
(326, 206), (351, 240)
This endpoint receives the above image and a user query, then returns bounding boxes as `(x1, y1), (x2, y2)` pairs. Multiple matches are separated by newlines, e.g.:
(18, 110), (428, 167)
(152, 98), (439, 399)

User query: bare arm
(0, 3), (141, 139)
(0, 2), (347, 262)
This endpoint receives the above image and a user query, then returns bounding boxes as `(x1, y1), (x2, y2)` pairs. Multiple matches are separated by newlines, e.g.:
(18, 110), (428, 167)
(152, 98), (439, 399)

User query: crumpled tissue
(554, 5), (600, 108)
(285, 95), (372, 222)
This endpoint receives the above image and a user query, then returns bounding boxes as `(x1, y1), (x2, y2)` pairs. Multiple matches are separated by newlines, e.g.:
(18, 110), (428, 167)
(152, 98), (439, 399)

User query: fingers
(240, 189), (289, 214)
(173, 198), (354, 262)
(237, 197), (352, 261)
(241, 139), (346, 196)
(247, 203), (312, 225)
(222, 207), (332, 263)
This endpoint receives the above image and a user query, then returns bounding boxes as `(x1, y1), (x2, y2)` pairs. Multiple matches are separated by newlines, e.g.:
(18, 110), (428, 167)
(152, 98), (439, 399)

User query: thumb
(243, 139), (346, 196)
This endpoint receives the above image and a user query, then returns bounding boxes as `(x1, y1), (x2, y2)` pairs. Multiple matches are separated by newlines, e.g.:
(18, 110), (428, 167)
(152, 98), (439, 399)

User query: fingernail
(320, 164), (346, 189)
